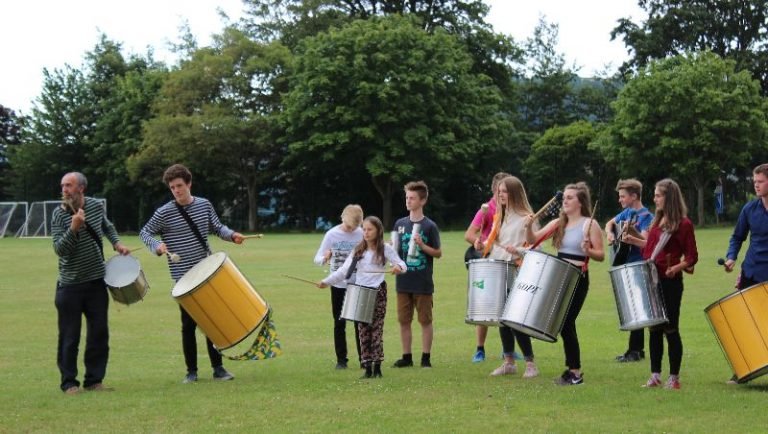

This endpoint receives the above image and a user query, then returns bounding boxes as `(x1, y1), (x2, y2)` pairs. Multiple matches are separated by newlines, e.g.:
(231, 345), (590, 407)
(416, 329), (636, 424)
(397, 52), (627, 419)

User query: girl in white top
(318, 216), (406, 378)
(313, 204), (364, 369)
(474, 176), (540, 378)
(524, 182), (604, 386)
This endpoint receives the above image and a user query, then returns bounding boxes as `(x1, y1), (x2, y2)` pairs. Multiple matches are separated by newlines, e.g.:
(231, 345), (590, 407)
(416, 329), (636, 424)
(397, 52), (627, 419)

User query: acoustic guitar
(610, 212), (639, 267)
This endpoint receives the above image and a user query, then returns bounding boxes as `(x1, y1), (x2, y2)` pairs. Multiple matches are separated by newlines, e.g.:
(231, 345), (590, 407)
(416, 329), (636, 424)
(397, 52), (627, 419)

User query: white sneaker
(490, 362), (517, 376)
(522, 362), (539, 378)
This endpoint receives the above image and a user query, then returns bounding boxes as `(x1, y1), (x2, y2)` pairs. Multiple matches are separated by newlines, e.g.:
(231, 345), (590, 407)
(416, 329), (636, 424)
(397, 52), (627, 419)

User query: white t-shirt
(313, 224), (363, 288)
(323, 244), (406, 289)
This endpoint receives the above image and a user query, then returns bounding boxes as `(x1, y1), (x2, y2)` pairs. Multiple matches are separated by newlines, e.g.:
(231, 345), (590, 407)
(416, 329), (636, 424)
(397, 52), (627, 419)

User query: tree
(0, 105), (23, 199)
(282, 15), (507, 227)
(131, 27), (291, 231)
(596, 51), (767, 224)
(612, 0), (768, 93)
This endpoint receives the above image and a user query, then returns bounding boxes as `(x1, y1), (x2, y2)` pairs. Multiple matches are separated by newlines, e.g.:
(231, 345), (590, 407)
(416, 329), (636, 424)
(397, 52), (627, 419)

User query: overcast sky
(0, 0), (644, 114)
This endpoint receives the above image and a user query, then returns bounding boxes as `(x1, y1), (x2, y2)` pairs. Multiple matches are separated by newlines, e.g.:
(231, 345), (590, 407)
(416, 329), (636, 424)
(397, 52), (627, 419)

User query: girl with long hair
(318, 216), (406, 378)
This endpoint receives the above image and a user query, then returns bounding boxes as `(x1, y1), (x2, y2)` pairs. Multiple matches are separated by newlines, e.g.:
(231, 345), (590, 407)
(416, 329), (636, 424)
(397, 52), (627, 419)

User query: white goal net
(21, 199), (107, 237)
(0, 202), (28, 237)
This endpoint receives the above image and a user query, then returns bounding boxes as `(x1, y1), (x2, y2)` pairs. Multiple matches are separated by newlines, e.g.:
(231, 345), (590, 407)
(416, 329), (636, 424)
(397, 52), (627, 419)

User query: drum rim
(467, 258), (515, 265)
(104, 255), (141, 287)
(214, 307), (271, 350)
(171, 252), (227, 297)
(347, 283), (379, 291)
(704, 282), (768, 312)
(522, 249), (581, 272)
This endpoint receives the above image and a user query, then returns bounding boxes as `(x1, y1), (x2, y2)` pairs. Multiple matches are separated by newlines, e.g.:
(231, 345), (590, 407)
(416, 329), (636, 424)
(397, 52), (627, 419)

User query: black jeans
(55, 279), (109, 391)
(180, 306), (223, 373)
(627, 329), (645, 352)
(561, 272), (589, 370)
(499, 326), (534, 361)
(331, 286), (361, 364)
(649, 277), (683, 375)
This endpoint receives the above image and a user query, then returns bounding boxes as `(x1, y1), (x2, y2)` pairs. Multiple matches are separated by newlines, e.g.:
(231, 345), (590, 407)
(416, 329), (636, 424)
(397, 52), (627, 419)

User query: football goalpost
(0, 202), (28, 238)
(20, 199), (107, 237)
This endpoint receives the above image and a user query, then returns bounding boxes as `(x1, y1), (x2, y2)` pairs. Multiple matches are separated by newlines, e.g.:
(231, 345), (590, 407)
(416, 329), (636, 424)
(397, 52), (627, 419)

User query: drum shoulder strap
(174, 202), (211, 254)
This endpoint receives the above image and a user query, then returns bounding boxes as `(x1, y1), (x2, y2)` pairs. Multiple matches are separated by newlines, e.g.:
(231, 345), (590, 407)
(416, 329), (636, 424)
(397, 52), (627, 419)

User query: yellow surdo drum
(172, 252), (269, 350)
(704, 282), (768, 383)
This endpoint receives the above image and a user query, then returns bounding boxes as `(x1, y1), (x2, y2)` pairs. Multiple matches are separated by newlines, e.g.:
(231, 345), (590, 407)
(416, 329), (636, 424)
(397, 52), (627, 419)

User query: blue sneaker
(472, 349), (486, 363)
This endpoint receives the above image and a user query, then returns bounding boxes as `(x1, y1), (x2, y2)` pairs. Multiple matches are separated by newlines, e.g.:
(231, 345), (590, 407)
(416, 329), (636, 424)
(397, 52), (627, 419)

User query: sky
(0, 0), (644, 114)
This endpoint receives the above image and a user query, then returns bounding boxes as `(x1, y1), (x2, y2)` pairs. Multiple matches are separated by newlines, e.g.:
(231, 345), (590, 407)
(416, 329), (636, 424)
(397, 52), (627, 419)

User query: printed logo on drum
(472, 279), (485, 290)
(514, 281), (539, 294)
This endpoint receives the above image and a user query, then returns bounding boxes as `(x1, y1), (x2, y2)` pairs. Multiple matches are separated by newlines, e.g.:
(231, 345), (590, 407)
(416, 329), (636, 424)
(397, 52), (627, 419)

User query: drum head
(104, 255), (141, 287)
(172, 252), (227, 297)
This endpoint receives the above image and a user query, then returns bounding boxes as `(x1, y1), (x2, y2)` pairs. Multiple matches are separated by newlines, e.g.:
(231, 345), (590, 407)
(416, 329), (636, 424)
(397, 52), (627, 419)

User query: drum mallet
(243, 234), (264, 240)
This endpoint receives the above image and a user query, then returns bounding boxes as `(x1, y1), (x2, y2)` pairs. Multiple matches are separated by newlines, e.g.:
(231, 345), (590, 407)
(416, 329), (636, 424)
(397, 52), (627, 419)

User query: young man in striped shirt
(140, 164), (244, 384)
(52, 172), (130, 395)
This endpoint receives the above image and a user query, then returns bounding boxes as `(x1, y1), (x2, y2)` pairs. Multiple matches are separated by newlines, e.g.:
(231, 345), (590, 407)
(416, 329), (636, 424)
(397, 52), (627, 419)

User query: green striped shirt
(52, 197), (121, 285)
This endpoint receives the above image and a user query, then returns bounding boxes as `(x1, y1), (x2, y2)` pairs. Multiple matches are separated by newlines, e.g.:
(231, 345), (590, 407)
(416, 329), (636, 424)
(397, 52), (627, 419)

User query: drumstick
(167, 252), (181, 263)
(282, 274), (318, 285)
(129, 247), (144, 253)
(585, 200), (599, 238)
(531, 191), (563, 220)
(242, 234), (264, 240)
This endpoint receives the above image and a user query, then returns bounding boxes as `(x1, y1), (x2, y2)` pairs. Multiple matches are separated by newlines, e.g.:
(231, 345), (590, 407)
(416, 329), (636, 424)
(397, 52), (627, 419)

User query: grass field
(1, 228), (767, 433)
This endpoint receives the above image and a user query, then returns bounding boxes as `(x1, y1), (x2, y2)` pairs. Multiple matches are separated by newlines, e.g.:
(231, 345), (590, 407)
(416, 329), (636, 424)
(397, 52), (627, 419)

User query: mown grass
(0, 228), (766, 433)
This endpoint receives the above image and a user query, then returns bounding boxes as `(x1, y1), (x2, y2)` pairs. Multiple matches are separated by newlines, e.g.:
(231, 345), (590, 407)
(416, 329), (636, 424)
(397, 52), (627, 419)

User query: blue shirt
(726, 198), (768, 282)
(614, 207), (654, 262)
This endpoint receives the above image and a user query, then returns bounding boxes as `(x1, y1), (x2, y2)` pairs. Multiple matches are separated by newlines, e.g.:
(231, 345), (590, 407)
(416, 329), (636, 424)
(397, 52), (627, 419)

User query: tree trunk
(371, 175), (394, 229)
(696, 183), (705, 227)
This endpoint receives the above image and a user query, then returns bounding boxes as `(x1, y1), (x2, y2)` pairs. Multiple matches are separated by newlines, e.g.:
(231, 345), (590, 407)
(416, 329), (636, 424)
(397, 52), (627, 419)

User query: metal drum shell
(465, 259), (516, 326)
(104, 255), (150, 305)
(340, 284), (379, 324)
(499, 250), (581, 343)
(705, 283), (768, 384)
(172, 252), (269, 350)
(609, 260), (668, 331)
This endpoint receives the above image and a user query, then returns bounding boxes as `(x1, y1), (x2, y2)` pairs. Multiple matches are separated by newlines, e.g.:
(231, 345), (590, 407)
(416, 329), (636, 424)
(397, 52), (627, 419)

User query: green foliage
(132, 27), (292, 230)
(282, 15), (507, 226)
(613, 0), (768, 93)
(598, 51), (768, 224)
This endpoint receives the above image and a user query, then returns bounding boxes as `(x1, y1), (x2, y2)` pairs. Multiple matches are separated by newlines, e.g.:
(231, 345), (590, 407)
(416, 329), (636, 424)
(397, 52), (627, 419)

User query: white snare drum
(465, 259), (516, 326)
(340, 284), (378, 324)
(500, 250), (581, 342)
(609, 260), (667, 330)
(104, 255), (149, 305)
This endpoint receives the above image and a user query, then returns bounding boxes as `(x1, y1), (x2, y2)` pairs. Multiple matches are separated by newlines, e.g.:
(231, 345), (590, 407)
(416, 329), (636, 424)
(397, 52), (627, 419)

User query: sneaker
(392, 358), (414, 368)
(64, 385), (80, 395)
(84, 383), (114, 392)
(472, 349), (486, 363)
(512, 351), (523, 361)
(555, 370), (583, 386)
(335, 361), (348, 370)
(616, 350), (645, 363)
(490, 362), (517, 376)
(182, 372), (198, 384)
(665, 377), (681, 390)
(213, 367), (234, 381)
(643, 374), (662, 388)
(726, 374), (739, 385)
(523, 363), (539, 379)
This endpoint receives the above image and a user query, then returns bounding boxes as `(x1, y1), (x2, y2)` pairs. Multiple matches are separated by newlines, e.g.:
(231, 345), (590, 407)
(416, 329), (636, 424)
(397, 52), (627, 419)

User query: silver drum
(500, 250), (581, 342)
(465, 259), (516, 326)
(340, 284), (378, 324)
(609, 260), (667, 330)
(104, 255), (149, 305)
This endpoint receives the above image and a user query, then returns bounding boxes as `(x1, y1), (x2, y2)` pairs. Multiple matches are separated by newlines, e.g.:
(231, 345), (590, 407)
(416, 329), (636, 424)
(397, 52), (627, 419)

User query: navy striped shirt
(52, 197), (120, 285)
(140, 197), (235, 281)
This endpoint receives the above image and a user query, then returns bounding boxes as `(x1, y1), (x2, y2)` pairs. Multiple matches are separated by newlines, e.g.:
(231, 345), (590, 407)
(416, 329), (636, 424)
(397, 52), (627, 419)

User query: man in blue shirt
(724, 163), (768, 288)
(723, 164), (768, 384)
(605, 179), (653, 363)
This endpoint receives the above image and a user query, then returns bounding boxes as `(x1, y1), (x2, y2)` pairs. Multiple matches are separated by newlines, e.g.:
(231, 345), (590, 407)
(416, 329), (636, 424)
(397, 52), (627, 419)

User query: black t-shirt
(393, 216), (441, 294)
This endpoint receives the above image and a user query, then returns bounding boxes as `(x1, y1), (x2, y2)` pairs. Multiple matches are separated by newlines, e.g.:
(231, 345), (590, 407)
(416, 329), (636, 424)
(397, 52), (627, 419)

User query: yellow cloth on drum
(226, 309), (283, 361)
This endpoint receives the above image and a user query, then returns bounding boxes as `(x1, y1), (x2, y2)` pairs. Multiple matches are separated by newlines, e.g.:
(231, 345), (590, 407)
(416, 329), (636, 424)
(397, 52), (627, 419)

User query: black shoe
(421, 354), (432, 368)
(335, 361), (348, 370)
(616, 350), (645, 363)
(373, 363), (383, 378)
(213, 366), (234, 381)
(182, 372), (198, 384)
(393, 354), (414, 368)
(361, 363), (373, 379)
